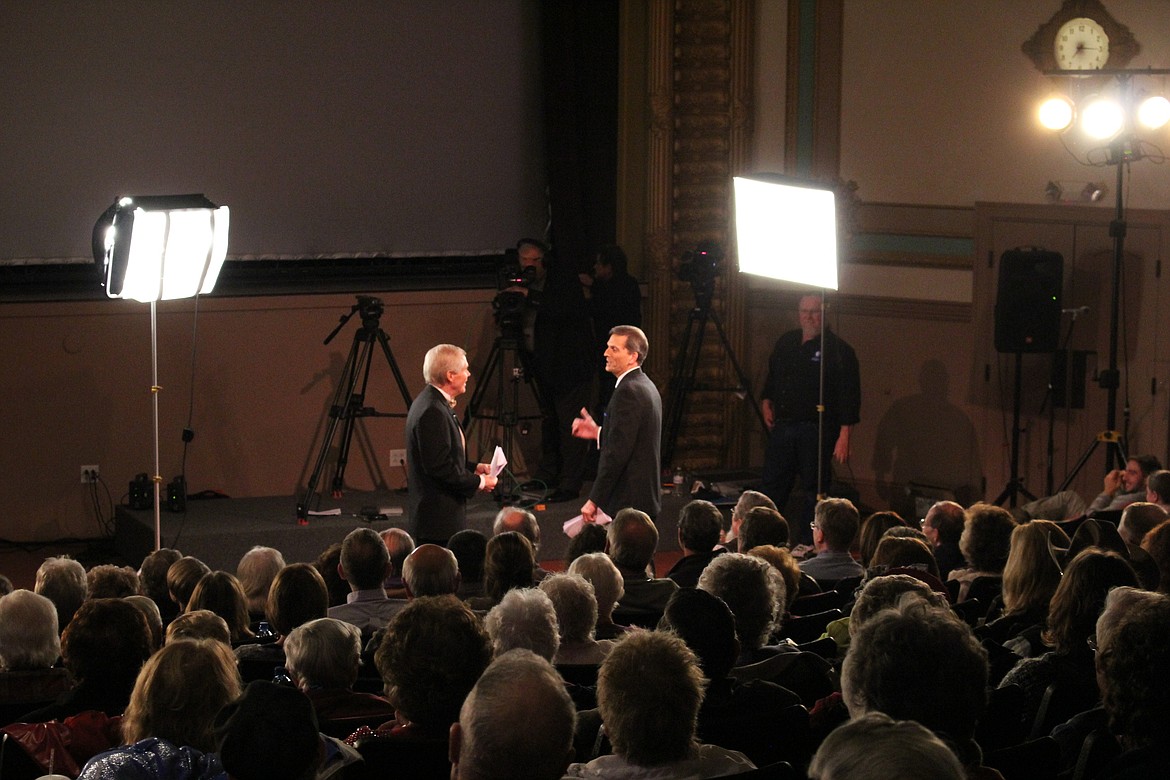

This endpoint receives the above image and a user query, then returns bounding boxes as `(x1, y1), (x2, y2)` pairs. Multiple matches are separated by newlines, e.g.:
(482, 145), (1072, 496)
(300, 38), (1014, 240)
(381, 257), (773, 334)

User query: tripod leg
(331, 334), (377, 496)
(663, 310), (702, 467)
(464, 338), (504, 438)
(375, 329), (414, 409)
(708, 308), (767, 433)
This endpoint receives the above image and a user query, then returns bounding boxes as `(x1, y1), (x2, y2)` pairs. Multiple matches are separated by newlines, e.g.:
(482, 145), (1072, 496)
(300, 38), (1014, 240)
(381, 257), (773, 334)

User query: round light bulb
(1038, 96), (1074, 131)
(1080, 97), (1124, 140)
(1137, 95), (1170, 130)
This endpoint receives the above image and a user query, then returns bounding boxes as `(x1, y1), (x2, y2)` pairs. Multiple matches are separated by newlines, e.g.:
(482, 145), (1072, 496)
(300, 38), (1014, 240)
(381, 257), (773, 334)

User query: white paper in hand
(490, 446), (507, 477)
(562, 508), (613, 538)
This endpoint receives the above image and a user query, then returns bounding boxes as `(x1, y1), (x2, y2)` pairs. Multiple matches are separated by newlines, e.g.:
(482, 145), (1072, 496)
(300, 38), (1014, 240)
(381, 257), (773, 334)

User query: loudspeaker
(994, 248), (1063, 353)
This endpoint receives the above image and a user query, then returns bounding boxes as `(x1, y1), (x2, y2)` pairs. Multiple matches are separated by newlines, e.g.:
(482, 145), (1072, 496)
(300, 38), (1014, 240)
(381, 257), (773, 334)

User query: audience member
(869, 535), (941, 581)
(1116, 502), (1166, 589)
(1144, 468), (1170, 512)
(922, 500), (966, 580)
(608, 508), (678, 615)
(980, 519), (1066, 642)
(283, 617), (396, 723)
(449, 649), (575, 780)
(484, 587), (560, 661)
(858, 511), (907, 569)
(1095, 593), (1170, 775)
(800, 498), (865, 584)
(328, 527), (405, 632)
(214, 680), (334, 780)
(468, 531), (537, 610)
(77, 638), (242, 779)
(841, 598), (990, 774)
(187, 570), (255, 645)
(568, 552), (630, 640)
(658, 588), (802, 767)
(667, 499), (727, 588)
(0, 574), (11, 596)
(379, 528), (415, 597)
(494, 506), (549, 582)
(314, 542), (351, 608)
(372, 596), (492, 739)
(166, 555), (211, 614)
(236, 562), (328, 669)
(166, 609), (231, 646)
(34, 554), (87, 632)
(1019, 454), (1161, 520)
(564, 631), (755, 777)
(565, 522), (609, 568)
(746, 544), (804, 611)
(697, 553), (788, 664)
(124, 594), (165, 651)
(724, 490), (776, 550)
(998, 548), (1138, 724)
(539, 572), (614, 665)
(949, 503), (1016, 602)
(738, 506), (790, 554)
(447, 529), (488, 600)
(21, 597), (153, 722)
(235, 545), (286, 622)
(138, 547), (182, 624)
(86, 563), (140, 599)
(402, 543), (461, 597)
(0, 589), (60, 671)
(808, 712), (965, 780)
(1141, 519), (1170, 593)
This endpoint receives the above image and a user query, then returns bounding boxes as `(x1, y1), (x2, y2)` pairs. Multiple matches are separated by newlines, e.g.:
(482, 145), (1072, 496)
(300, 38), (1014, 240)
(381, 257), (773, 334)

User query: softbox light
(733, 174), (838, 290)
(94, 194), (229, 302)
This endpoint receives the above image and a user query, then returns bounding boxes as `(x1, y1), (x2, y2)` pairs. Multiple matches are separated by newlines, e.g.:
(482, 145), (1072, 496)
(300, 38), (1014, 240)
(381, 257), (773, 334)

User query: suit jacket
(589, 367), (662, 517)
(405, 384), (480, 543)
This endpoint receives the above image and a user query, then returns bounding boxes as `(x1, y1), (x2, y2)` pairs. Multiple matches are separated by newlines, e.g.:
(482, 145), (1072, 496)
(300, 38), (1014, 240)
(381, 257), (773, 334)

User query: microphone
(1062, 306), (1089, 315)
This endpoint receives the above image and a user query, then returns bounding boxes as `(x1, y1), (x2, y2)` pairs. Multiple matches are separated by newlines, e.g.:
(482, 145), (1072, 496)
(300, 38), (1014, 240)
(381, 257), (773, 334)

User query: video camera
(492, 251), (537, 332)
(676, 241), (724, 300)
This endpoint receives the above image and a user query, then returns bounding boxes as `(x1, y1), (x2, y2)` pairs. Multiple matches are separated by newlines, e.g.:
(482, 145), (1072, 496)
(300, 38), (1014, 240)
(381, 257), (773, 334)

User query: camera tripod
(662, 279), (766, 468)
(296, 297), (413, 523)
(462, 325), (547, 497)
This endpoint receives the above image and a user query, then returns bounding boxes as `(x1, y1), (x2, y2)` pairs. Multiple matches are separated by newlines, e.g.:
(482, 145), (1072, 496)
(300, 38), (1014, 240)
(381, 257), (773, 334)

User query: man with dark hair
(379, 528), (414, 597)
(761, 295), (860, 546)
(580, 244), (642, 412)
(327, 527), (407, 632)
(1019, 454), (1163, 521)
(573, 325), (662, 521)
(493, 505), (549, 582)
(607, 508), (677, 614)
(800, 498), (865, 583)
(511, 238), (595, 503)
(739, 506), (789, 554)
(667, 499), (727, 588)
(922, 500), (965, 580)
(1145, 469), (1170, 512)
(402, 543), (461, 598)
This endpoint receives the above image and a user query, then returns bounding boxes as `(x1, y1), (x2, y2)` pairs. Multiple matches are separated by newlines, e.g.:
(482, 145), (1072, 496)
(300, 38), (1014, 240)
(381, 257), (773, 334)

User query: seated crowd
(3, 472), (1170, 780)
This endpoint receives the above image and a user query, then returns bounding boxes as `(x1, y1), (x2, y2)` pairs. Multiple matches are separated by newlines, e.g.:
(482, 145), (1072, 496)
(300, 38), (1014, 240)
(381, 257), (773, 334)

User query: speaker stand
(995, 351), (1037, 508)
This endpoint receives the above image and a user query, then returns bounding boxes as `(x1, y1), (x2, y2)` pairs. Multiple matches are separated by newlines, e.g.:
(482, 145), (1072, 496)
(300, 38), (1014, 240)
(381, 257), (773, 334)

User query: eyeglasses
(1087, 635), (1099, 653)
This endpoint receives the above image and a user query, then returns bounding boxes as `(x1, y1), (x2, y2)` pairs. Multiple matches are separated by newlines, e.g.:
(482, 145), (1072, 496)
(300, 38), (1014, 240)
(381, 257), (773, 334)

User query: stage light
(1038, 95), (1074, 131)
(94, 194), (229, 303)
(1137, 94), (1170, 130)
(1080, 96), (1125, 140)
(733, 174), (838, 290)
(92, 193), (230, 552)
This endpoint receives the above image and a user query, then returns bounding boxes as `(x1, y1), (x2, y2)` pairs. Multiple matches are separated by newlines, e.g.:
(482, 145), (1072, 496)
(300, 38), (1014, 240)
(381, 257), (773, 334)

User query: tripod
(995, 351), (1038, 508)
(662, 277), (766, 469)
(297, 297), (413, 522)
(462, 321), (546, 496)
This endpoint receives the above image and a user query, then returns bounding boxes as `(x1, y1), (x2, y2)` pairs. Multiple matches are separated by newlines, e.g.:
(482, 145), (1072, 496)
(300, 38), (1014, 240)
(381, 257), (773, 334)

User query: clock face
(1055, 17), (1110, 70)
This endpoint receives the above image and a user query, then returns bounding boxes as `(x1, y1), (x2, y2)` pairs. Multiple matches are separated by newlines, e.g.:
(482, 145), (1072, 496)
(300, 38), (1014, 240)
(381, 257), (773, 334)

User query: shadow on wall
(871, 359), (983, 515)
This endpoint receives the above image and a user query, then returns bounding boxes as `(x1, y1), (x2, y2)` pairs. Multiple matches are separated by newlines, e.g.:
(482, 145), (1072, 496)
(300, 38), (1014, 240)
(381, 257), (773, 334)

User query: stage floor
(115, 485), (693, 572)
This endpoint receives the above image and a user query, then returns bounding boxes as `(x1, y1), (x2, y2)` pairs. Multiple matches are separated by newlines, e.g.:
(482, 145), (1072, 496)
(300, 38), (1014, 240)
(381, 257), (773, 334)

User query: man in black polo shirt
(760, 295), (860, 546)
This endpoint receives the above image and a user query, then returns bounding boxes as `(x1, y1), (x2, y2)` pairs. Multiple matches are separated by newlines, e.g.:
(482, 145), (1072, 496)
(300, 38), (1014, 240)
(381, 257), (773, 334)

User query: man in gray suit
(405, 344), (497, 545)
(572, 325), (662, 521)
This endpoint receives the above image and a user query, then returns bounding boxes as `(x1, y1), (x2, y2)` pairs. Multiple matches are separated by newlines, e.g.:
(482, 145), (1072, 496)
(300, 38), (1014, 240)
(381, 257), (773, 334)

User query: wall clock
(1022, 0), (1139, 72)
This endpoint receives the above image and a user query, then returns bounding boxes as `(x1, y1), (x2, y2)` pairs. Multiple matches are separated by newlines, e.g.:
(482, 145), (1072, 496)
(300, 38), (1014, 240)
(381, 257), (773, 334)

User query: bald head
(494, 507), (540, 551)
(924, 500), (965, 546)
(402, 544), (460, 597)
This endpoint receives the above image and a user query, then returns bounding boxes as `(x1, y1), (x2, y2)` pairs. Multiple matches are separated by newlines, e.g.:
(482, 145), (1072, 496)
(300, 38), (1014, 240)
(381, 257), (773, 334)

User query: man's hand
(475, 463), (491, 476)
(762, 399), (775, 430)
(580, 499), (597, 523)
(572, 408), (600, 440)
(1103, 469), (1124, 495)
(481, 474), (499, 491)
(834, 425), (851, 464)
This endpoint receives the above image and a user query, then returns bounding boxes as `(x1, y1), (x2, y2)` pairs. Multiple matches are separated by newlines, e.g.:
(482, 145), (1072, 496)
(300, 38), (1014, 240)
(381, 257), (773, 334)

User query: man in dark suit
(572, 325), (661, 521)
(405, 344), (497, 545)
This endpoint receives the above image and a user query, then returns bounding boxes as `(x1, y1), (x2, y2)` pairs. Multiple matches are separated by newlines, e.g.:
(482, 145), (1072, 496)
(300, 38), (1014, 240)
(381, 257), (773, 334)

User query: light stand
(94, 194), (229, 551)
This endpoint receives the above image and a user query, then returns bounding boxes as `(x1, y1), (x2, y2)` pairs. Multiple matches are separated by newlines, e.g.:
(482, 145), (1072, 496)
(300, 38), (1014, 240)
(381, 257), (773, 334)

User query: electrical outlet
(388, 449), (407, 468)
(81, 464), (100, 483)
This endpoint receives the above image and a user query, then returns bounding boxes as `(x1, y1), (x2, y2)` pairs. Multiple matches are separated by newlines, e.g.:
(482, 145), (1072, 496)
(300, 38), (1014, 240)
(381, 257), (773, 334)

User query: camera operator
(506, 238), (596, 503)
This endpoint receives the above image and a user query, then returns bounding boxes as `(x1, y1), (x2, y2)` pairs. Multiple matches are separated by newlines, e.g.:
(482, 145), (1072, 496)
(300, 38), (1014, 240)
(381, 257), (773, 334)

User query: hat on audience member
(214, 680), (322, 780)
